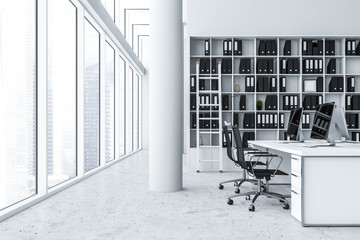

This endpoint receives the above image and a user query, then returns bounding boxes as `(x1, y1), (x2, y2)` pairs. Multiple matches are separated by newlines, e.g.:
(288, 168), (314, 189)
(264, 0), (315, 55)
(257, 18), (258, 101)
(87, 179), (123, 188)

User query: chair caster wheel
(227, 199), (233, 205)
(196, 170), (200, 173)
(261, 185), (266, 192)
(279, 197), (286, 203)
(234, 182), (238, 187)
(283, 203), (290, 210)
(245, 195), (251, 200)
(249, 205), (255, 212)
(219, 184), (224, 190)
(235, 188), (240, 194)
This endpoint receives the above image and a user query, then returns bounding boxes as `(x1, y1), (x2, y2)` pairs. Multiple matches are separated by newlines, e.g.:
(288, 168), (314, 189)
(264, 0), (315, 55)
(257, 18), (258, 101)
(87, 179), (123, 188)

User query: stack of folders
(325, 40), (336, 55)
(327, 59), (336, 74)
(190, 95), (196, 110)
(222, 94), (230, 110)
(283, 40), (291, 55)
(199, 58), (211, 74)
(198, 113), (210, 129)
(256, 113), (280, 129)
(345, 113), (359, 129)
(256, 77), (277, 92)
(221, 58), (232, 74)
(242, 132), (255, 148)
(190, 76), (196, 92)
(256, 59), (274, 74)
(302, 40), (324, 55)
(345, 40), (360, 55)
(245, 76), (255, 92)
(328, 77), (344, 92)
(280, 77), (286, 92)
(283, 95), (299, 110)
(258, 40), (277, 55)
(280, 58), (300, 74)
(243, 113), (255, 129)
(223, 39), (234, 55)
(264, 95), (278, 110)
(346, 95), (360, 110)
(199, 94), (211, 110)
(351, 132), (360, 142)
(204, 39), (210, 56)
(347, 76), (356, 92)
(302, 95), (323, 110)
(239, 95), (246, 110)
(191, 113), (196, 129)
(302, 58), (323, 74)
(302, 113), (311, 129)
(239, 58), (252, 74)
(222, 131), (232, 148)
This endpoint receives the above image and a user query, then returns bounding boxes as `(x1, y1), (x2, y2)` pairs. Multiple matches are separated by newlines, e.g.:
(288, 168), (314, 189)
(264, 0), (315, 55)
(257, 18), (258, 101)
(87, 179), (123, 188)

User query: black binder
(243, 113), (249, 128)
(240, 59), (246, 74)
(268, 59), (274, 74)
(190, 94), (196, 110)
(227, 59), (232, 74)
(212, 120), (219, 129)
(272, 95), (278, 110)
(258, 40), (266, 55)
(280, 77), (286, 92)
(329, 40), (335, 55)
(211, 58), (217, 74)
(347, 76), (355, 92)
(250, 76), (255, 92)
(223, 40), (228, 55)
(274, 113), (278, 128)
(338, 77), (344, 92)
(346, 40), (352, 55)
(318, 40), (323, 55)
(327, 59), (336, 74)
(221, 58), (227, 74)
(283, 95), (289, 110)
(266, 40), (272, 55)
(227, 40), (233, 56)
(190, 76), (196, 92)
(302, 40), (308, 55)
(316, 77), (323, 92)
(293, 58), (299, 74)
(287, 58), (294, 74)
(200, 58), (205, 74)
(329, 77), (337, 92)
(265, 95), (272, 110)
(245, 76), (251, 92)
(205, 58), (210, 74)
(191, 113), (196, 129)
(234, 39), (242, 55)
(352, 95), (360, 110)
(319, 59), (323, 74)
(240, 95), (246, 110)
(233, 113), (239, 126)
(222, 95), (230, 110)
(325, 40), (330, 55)
(271, 40), (277, 55)
(284, 40), (291, 55)
(308, 40), (313, 55)
(263, 77), (270, 92)
(279, 113), (285, 128)
(257, 77), (264, 92)
(211, 79), (218, 90)
(249, 113), (255, 128)
(204, 39), (210, 56)
(281, 59), (287, 74)
(356, 42), (360, 55)
(199, 79), (205, 90)
(312, 41), (319, 55)
(256, 113), (262, 128)
(270, 77), (277, 92)
(346, 95), (352, 110)
(245, 58), (251, 73)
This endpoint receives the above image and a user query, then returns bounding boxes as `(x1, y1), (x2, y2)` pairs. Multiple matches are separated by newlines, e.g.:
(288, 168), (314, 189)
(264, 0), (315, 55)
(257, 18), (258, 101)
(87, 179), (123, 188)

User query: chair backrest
(223, 126), (236, 163)
(232, 125), (249, 170)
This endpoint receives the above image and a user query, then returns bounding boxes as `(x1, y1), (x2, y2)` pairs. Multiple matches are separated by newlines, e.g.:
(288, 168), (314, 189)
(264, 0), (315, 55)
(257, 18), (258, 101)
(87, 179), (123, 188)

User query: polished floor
(0, 151), (359, 240)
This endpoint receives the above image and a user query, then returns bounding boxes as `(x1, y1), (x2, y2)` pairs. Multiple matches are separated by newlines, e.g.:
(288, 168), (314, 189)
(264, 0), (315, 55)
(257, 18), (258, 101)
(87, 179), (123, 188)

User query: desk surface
(248, 140), (360, 157)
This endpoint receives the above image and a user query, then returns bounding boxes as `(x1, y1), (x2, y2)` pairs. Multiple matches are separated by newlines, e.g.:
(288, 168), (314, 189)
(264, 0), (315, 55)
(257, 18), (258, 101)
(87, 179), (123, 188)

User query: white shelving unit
(187, 36), (360, 172)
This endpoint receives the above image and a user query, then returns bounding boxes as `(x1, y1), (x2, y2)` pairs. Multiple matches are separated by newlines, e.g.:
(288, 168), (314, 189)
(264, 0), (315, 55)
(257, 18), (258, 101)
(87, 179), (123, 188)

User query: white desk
(248, 140), (360, 226)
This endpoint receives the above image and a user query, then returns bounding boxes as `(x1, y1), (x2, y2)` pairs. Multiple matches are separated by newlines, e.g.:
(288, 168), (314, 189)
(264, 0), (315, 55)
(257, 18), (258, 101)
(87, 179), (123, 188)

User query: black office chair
(227, 125), (290, 211)
(219, 125), (266, 193)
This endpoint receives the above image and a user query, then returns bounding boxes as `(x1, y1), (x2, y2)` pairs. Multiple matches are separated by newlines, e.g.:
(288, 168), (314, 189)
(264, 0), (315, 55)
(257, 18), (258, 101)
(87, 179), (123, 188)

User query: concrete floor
(0, 150), (359, 240)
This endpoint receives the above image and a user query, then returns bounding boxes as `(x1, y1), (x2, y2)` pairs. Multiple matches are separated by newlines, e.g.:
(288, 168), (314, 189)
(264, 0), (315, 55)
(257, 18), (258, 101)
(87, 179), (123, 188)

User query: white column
(149, 0), (183, 192)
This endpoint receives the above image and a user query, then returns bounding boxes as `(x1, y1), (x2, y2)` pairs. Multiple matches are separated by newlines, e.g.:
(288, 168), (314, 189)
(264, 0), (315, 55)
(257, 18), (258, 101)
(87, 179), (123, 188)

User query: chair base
(227, 179), (289, 211)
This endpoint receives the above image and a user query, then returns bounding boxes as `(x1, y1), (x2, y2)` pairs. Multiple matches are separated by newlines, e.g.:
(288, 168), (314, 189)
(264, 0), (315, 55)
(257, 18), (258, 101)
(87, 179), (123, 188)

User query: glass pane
(134, 74), (139, 150)
(0, 0), (37, 209)
(105, 42), (115, 162)
(47, 0), (77, 187)
(126, 66), (133, 153)
(84, 19), (100, 172)
(118, 57), (126, 156)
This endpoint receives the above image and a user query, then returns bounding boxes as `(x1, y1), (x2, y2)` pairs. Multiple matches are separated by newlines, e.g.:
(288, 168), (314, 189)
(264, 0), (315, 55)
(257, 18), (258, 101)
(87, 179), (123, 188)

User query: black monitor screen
(310, 102), (335, 139)
(287, 108), (303, 138)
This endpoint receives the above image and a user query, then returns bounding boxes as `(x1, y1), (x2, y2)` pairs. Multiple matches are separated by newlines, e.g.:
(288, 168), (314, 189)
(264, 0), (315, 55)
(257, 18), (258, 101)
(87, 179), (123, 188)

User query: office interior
(1, 0), (360, 239)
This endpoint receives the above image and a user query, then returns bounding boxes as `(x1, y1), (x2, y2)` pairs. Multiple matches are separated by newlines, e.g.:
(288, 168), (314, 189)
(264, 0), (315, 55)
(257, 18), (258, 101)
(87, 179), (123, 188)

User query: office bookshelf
(187, 36), (360, 172)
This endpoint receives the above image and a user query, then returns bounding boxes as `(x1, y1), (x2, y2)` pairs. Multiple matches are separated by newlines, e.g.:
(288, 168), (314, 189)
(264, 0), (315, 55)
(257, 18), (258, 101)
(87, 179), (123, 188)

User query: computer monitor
(286, 107), (304, 142)
(310, 102), (349, 146)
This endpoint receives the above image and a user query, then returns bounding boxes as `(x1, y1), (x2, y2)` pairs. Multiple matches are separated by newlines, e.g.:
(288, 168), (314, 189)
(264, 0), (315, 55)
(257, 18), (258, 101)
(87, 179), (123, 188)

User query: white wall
(185, 0), (360, 36)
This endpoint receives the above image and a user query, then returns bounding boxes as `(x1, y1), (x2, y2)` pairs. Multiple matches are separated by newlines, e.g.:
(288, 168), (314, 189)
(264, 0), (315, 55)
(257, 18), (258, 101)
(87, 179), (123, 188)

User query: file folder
(228, 40), (233, 55)
(327, 59), (336, 74)
(222, 95), (230, 110)
(240, 59), (246, 74)
(212, 120), (219, 129)
(346, 40), (352, 55)
(338, 77), (344, 92)
(200, 58), (205, 74)
(352, 40), (356, 55)
(211, 79), (218, 90)
(347, 76), (355, 92)
(265, 114), (270, 128)
(319, 59), (323, 74)
(329, 77), (337, 92)
(271, 40), (277, 55)
(356, 42), (360, 55)
(227, 59), (232, 74)
(243, 113), (250, 128)
(223, 40), (228, 55)
(280, 77), (286, 92)
(205, 58), (210, 74)
(259, 40), (266, 55)
(293, 59), (299, 74)
(302, 40), (307, 55)
(199, 79), (205, 90)
(250, 113), (255, 128)
(257, 77), (264, 92)
(191, 114), (196, 129)
(281, 59), (287, 74)
(211, 58), (217, 74)
(250, 76), (255, 92)
(283, 95), (289, 110)
(190, 94), (196, 110)
(240, 95), (246, 110)
(270, 77), (277, 92)
(318, 40), (323, 55)
(346, 95), (352, 110)
(269, 114), (274, 128)
(257, 113), (262, 128)
(287, 58), (294, 74)
(316, 77), (323, 92)
(263, 77), (270, 92)
(265, 95), (272, 110)
(266, 40), (272, 55)
(268, 59), (274, 73)
(274, 114), (278, 128)
(262, 114), (266, 128)
(245, 77), (251, 92)
(245, 58), (251, 73)
(233, 113), (239, 126)
(280, 113), (285, 128)
(234, 39), (242, 55)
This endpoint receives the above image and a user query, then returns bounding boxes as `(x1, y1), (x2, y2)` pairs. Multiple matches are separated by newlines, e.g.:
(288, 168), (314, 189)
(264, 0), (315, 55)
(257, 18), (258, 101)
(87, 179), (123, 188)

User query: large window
(105, 42), (115, 162)
(134, 74), (140, 150)
(47, 0), (77, 188)
(84, 19), (100, 173)
(126, 66), (134, 153)
(0, 0), (37, 209)
(116, 56), (126, 157)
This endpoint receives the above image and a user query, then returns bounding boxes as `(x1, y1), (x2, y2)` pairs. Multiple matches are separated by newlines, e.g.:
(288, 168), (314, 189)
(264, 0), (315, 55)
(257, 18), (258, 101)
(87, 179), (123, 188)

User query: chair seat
(245, 161), (265, 166)
(253, 169), (288, 180)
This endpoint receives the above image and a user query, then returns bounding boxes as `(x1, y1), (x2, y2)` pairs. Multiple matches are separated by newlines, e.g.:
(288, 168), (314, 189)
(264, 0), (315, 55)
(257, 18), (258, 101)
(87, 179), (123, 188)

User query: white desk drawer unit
(290, 155), (302, 222)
